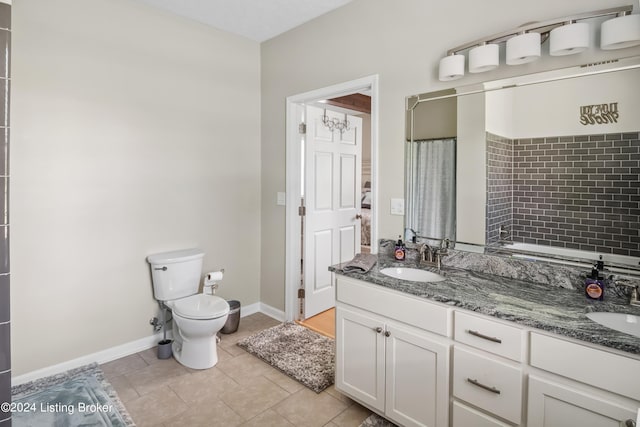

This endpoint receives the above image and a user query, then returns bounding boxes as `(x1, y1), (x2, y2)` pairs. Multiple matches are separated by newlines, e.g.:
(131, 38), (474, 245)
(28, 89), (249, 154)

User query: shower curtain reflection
(405, 138), (456, 246)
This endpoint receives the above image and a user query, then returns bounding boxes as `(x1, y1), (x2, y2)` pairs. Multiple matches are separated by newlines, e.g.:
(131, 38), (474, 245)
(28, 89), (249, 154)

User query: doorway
(298, 307), (336, 338)
(284, 75), (379, 323)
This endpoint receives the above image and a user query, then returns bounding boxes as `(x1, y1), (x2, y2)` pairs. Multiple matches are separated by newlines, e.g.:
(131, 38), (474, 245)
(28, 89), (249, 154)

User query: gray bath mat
(11, 363), (135, 427)
(237, 322), (335, 393)
(359, 413), (398, 427)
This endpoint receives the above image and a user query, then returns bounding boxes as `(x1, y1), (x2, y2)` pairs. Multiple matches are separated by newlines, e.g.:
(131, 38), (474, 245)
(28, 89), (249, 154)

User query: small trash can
(157, 339), (173, 359)
(221, 300), (241, 334)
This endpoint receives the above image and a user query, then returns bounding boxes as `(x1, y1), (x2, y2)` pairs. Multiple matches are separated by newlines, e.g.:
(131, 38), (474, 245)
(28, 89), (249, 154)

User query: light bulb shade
(469, 44), (499, 73)
(506, 32), (541, 65)
(550, 22), (590, 56)
(601, 14), (640, 50)
(438, 54), (465, 81)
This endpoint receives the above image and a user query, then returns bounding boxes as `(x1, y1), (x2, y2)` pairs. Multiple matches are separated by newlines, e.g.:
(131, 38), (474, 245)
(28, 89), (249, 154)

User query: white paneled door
(304, 106), (362, 318)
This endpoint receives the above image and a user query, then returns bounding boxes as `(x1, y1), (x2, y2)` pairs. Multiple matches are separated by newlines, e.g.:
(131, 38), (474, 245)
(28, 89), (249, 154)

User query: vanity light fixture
(549, 21), (590, 56)
(438, 53), (465, 81)
(469, 43), (499, 73)
(601, 12), (640, 50)
(506, 32), (541, 65)
(437, 5), (640, 81)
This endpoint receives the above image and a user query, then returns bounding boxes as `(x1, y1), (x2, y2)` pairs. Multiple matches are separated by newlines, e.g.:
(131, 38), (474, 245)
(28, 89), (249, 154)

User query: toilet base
(170, 313), (227, 370)
(172, 337), (219, 369)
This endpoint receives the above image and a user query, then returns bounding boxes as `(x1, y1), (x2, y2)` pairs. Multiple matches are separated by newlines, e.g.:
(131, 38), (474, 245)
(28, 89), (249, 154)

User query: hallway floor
(297, 308), (336, 339)
(100, 312), (372, 427)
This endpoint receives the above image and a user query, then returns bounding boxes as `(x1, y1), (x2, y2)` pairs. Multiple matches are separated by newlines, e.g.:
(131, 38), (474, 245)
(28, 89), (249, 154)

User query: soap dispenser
(394, 235), (406, 261)
(585, 261), (605, 301)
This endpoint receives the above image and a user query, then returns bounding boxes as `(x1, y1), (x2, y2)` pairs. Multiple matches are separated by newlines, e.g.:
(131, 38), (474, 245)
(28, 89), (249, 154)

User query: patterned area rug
(11, 363), (135, 427)
(237, 322), (335, 393)
(359, 413), (398, 426)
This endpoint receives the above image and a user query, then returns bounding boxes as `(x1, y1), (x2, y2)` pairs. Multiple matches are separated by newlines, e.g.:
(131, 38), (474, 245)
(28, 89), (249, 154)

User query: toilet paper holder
(204, 269), (225, 295)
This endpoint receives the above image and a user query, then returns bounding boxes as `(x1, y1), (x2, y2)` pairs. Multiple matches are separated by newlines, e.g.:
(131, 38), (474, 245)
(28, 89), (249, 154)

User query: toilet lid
(171, 294), (230, 320)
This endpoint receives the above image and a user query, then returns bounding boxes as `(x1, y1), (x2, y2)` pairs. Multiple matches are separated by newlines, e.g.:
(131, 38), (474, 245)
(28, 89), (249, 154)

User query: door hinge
(298, 122), (307, 134)
(298, 205), (306, 216)
(298, 288), (305, 298)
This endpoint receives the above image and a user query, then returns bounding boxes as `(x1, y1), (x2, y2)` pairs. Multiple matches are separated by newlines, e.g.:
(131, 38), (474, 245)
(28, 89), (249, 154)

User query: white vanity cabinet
(527, 375), (638, 427)
(335, 276), (450, 427)
(452, 401), (512, 427)
(335, 307), (385, 411)
(334, 274), (640, 427)
(451, 311), (525, 426)
(527, 332), (640, 427)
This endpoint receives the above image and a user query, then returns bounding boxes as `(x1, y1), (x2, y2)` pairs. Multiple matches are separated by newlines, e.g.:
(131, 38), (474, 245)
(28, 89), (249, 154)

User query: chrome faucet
(631, 287), (640, 307)
(419, 243), (434, 263)
(617, 282), (640, 307)
(419, 238), (450, 271)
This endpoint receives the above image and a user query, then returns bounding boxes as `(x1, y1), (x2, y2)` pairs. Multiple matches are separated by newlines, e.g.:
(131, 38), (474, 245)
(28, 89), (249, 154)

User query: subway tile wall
(0, 2), (9, 425)
(486, 133), (514, 245)
(486, 131), (640, 257)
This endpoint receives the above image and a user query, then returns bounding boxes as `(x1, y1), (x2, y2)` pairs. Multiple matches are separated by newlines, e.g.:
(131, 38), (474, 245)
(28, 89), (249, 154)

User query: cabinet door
(528, 375), (639, 427)
(385, 322), (450, 427)
(335, 306), (385, 412)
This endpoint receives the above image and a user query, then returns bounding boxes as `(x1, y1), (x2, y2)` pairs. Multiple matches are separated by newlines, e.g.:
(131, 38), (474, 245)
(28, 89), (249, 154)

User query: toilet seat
(170, 294), (229, 320)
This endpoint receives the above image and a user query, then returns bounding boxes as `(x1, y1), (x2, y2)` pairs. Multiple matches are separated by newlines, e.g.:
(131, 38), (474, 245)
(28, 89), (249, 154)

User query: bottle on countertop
(394, 235), (406, 261)
(585, 261), (605, 301)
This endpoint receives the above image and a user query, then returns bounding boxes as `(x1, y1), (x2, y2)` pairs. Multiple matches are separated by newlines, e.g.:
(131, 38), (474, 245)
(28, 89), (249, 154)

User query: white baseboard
(258, 302), (286, 322)
(240, 302), (285, 322)
(240, 302), (261, 317)
(12, 331), (168, 386)
(12, 302), (285, 385)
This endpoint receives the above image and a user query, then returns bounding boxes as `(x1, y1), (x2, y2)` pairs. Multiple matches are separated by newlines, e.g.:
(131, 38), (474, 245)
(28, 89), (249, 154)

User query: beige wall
(9, 0), (640, 375)
(456, 92), (487, 245)
(511, 68), (640, 138)
(411, 97), (457, 141)
(11, 0), (261, 374)
(260, 0), (640, 310)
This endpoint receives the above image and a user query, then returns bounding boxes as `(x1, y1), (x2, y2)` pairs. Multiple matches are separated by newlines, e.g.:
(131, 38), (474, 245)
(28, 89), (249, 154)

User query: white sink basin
(380, 267), (446, 283)
(586, 312), (640, 338)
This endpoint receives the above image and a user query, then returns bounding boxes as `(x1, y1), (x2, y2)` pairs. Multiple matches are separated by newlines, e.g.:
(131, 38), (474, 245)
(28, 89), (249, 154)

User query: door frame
(284, 75), (379, 322)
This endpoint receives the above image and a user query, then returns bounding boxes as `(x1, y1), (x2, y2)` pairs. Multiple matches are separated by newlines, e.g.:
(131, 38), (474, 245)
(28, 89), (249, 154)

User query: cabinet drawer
(530, 332), (640, 401)
(452, 401), (511, 427)
(336, 276), (450, 336)
(454, 311), (524, 361)
(453, 346), (522, 424)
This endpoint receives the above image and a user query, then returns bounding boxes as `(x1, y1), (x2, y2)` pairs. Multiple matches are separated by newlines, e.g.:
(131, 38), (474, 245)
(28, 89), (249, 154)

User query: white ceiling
(136, 0), (353, 42)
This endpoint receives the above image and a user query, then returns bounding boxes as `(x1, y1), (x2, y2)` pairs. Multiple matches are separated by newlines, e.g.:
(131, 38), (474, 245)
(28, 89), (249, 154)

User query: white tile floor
(100, 313), (373, 427)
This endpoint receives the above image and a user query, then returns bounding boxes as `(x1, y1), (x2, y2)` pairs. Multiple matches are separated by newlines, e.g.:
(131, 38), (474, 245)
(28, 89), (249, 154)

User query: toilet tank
(147, 248), (204, 301)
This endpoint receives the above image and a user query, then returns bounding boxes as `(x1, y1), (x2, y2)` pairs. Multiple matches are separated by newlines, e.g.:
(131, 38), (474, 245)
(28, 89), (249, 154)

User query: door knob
(355, 214), (362, 220)
(384, 331), (391, 337)
(373, 327), (383, 333)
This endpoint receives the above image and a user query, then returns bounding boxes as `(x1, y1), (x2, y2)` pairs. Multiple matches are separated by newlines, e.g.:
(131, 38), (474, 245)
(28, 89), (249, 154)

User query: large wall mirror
(405, 56), (640, 271)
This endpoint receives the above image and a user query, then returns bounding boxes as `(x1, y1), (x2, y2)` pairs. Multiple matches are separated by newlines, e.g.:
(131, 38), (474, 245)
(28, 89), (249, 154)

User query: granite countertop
(330, 256), (640, 356)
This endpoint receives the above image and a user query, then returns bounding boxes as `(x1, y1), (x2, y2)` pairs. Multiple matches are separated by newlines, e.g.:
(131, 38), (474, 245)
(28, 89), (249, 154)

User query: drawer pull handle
(467, 329), (502, 344)
(467, 378), (501, 395)
(374, 327), (383, 334)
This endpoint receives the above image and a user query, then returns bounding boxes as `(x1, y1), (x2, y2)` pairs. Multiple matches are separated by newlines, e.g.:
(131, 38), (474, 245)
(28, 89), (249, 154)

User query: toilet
(147, 248), (230, 369)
